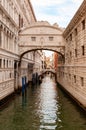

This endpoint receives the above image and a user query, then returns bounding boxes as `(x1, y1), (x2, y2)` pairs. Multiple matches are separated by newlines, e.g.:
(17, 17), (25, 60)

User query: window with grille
(49, 37), (53, 41)
(31, 37), (36, 41)
(82, 19), (85, 30)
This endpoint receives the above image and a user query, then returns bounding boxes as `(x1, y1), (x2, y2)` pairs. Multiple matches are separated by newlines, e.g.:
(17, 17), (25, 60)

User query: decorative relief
(40, 37), (44, 47)
(0, 81), (14, 93)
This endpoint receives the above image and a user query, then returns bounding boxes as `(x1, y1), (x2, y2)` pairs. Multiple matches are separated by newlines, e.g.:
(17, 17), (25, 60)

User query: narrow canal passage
(0, 75), (86, 130)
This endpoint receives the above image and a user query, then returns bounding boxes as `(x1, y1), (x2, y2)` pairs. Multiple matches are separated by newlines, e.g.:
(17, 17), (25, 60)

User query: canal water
(0, 75), (86, 130)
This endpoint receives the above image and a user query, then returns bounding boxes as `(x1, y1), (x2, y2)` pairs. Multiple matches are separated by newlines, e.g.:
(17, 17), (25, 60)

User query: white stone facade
(57, 0), (86, 109)
(0, 0), (42, 100)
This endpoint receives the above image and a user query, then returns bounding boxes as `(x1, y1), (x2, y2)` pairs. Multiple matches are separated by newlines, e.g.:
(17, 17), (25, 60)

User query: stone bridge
(42, 68), (56, 74)
(19, 21), (65, 60)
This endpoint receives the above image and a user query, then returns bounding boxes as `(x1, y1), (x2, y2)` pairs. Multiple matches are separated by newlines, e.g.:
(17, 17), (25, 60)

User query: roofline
(19, 24), (64, 34)
(63, 0), (85, 37)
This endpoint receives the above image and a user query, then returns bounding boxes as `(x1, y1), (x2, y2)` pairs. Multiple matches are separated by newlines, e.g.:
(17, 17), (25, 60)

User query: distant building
(53, 52), (58, 71)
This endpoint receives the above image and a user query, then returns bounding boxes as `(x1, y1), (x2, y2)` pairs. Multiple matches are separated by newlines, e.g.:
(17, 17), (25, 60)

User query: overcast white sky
(31, 0), (83, 56)
(31, 0), (83, 28)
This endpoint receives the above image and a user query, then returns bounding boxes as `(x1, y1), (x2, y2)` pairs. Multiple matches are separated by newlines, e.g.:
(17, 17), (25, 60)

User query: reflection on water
(0, 75), (86, 130)
(38, 76), (59, 130)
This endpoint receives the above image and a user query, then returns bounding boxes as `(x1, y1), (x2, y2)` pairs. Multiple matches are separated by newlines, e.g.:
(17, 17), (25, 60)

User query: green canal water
(0, 76), (86, 130)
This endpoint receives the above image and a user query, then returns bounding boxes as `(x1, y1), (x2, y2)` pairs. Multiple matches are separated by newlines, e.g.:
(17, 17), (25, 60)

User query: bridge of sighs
(19, 21), (65, 60)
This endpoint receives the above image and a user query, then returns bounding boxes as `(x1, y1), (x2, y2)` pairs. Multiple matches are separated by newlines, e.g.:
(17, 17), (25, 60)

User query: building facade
(0, 0), (42, 100)
(53, 52), (58, 71)
(57, 0), (86, 109)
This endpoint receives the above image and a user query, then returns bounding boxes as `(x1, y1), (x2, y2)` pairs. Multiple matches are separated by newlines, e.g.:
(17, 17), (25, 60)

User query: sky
(31, 0), (83, 28)
(31, 0), (83, 57)
(43, 50), (54, 57)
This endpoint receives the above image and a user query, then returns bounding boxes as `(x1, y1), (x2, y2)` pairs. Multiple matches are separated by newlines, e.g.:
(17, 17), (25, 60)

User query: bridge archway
(39, 70), (57, 82)
(19, 48), (65, 63)
(42, 70), (56, 76)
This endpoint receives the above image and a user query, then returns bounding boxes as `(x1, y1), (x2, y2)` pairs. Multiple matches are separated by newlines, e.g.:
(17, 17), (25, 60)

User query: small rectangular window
(70, 34), (72, 41)
(82, 19), (85, 30)
(66, 38), (68, 42)
(31, 37), (36, 41)
(19, 14), (21, 28)
(10, 73), (11, 78)
(63, 72), (64, 77)
(82, 45), (85, 55)
(7, 60), (8, 68)
(21, 18), (23, 27)
(75, 28), (77, 36)
(74, 75), (76, 83)
(81, 77), (84, 86)
(70, 51), (72, 58)
(69, 74), (71, 79)
(75, 49), (77, 57)
(49, 37), (53, 41)
(19, 15), (23, 28)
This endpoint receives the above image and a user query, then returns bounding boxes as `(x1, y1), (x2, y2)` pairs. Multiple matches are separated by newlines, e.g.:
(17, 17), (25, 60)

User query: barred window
(81, 77), (84, 86)
(82, 19), (85, 30)
(74, 75), (76, 83)
(31, 37), (36, 41)
(75, 28), (77, 36)
(70, 34), (72, 41)
(49, 37), (53, 41)
(82, 45), (85, 55)
(75, 49), (77, 57)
